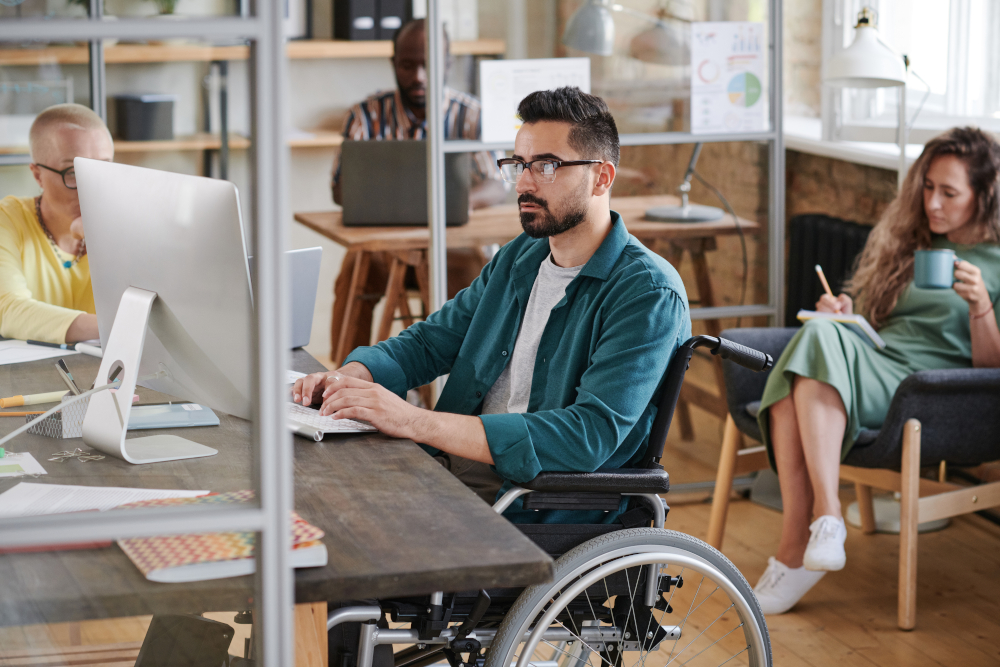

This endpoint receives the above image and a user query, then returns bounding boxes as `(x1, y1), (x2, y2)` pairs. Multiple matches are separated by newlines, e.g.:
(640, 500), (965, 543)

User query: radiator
(786, 214), (872, 325)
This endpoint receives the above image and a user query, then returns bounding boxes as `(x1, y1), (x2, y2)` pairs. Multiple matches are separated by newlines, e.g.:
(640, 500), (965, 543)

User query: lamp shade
(629, 21), (690, 66)
(825, 25), (905, 88)
(562, 0), (616, 56)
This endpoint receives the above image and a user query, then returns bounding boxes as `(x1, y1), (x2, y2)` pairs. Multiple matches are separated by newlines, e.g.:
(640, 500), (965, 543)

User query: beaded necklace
(35, 196), (86, 270)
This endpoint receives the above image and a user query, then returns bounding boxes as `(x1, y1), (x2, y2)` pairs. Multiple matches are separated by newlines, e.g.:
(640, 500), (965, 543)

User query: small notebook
(116, 491), (327, 583)
(796, 310), (887, 350)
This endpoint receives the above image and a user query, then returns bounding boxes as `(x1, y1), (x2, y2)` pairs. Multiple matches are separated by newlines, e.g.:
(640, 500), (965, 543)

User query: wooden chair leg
(855, 482), (876, 534)
(898, 418), (922, 630)
(707, 415), (742, 550)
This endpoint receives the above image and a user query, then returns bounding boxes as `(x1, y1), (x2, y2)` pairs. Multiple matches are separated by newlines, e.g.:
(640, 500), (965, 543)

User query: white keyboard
(287, 402), (377, 434)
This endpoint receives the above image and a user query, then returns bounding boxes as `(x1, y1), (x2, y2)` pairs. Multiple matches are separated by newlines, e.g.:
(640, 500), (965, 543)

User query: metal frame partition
(0, 4), (294, 664)
(426, 0), (785, 327)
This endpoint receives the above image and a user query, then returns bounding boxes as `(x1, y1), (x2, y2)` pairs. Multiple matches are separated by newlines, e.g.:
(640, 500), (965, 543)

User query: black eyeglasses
(34, 163), (77, 189)
(496, 158), (603, 184)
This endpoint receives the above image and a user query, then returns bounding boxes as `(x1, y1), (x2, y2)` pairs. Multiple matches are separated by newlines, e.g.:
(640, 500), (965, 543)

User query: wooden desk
(0, 351), (551, 663)
(295, 195), (760, 427)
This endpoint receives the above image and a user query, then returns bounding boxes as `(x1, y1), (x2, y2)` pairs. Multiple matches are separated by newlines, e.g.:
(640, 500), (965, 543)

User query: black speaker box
(334, 0), (412, 41)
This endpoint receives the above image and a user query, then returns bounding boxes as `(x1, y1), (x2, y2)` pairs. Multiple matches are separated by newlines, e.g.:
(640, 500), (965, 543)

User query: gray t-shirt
(482, 253), (583, 415)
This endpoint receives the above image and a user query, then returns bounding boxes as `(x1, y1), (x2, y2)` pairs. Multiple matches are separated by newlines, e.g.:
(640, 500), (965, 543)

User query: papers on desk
(0, 482), (208, 519)
(0, 452), (46, 477)
(287, 370), (307, 384)
(0, 339), (78, 365)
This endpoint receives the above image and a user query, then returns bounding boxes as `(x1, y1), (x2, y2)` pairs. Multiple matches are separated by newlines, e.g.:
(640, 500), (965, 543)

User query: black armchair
(706, 326), (1000, 630)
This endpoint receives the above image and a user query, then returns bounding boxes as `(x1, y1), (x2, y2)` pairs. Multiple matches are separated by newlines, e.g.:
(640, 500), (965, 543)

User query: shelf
(0, 39), (505, 66)
(1, 131), (342, 156)
(288, 131), (343, 148)
(113, 133), (251, 152)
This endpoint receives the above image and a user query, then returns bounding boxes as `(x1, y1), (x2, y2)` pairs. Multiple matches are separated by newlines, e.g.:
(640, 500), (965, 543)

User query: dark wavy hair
(516, 87), (620, 166)
(846, 126), (1000, 328)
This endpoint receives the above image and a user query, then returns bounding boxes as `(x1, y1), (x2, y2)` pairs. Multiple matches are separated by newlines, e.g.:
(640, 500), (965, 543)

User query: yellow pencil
(815, 264), (835, 299)
(0, 390), (68, 408)
(0, 411), (46, 417)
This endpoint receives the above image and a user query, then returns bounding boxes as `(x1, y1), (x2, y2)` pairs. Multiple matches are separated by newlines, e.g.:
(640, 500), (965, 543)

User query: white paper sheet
(480, 58), (591, 143)
(0, 452), (46, 477)
(691, 22), (766, 134)
(0, 482), (208, 518)
(287, 370), (307, 384)
(0, 339), (78, 366)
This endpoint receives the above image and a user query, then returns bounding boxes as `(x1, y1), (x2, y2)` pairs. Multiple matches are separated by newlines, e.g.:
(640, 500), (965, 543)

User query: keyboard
(288, 402), (377, 434)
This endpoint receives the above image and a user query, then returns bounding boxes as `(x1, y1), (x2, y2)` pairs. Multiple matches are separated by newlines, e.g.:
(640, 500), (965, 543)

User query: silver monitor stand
(82, 287), (217, 464)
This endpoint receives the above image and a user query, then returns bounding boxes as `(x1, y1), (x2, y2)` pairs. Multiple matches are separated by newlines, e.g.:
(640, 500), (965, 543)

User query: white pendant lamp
(562, 0), (616, 56)
(824, 8), (906, 88)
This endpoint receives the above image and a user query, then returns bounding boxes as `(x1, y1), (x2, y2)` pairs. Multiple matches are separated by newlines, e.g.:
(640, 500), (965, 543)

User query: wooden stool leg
(707, 415), (742, 550)
(898, 418), (922, 630)
(335, 251), (371, 366)
(377, 256), (407, 342)
(855, 482), (876, 534)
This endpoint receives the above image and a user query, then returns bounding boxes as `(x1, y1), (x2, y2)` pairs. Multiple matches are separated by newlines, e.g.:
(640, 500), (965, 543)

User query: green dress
(758, 237), (1000, 464)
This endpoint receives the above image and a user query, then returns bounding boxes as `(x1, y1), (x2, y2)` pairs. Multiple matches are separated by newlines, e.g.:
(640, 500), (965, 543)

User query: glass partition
(0, 5), (294, 664)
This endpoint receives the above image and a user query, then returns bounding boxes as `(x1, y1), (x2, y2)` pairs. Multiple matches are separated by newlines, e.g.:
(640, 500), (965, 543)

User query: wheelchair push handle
(714, 338), (774, 372)
(683, 335), (773, 372)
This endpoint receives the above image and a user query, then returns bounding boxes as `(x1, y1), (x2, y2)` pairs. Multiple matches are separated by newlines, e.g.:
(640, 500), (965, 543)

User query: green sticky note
(0, 464), (24, 474)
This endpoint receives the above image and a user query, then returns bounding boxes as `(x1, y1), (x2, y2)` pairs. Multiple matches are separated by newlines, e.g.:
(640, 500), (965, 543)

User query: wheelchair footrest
(522, 492), (622, 511)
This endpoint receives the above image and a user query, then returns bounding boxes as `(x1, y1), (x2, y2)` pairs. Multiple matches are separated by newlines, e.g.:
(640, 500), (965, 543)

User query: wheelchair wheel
(484, 528), (770, 667)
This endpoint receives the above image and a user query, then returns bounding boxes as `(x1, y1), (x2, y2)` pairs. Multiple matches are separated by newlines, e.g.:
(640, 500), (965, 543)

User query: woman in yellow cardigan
(0, 103), (113, 344)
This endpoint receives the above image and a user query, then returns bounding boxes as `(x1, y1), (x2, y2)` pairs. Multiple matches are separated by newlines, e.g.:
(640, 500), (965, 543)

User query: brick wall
(786, 150), (897, 225)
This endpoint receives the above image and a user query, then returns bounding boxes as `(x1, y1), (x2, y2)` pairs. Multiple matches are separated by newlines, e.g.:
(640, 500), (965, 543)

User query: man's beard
(518, 192), (588, 238)
(397, 80), (426, 109)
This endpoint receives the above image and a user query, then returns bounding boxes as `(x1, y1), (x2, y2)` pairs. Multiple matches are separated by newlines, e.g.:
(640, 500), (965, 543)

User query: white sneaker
(803, 515), (848, 571)
(753, 557), (826, 615)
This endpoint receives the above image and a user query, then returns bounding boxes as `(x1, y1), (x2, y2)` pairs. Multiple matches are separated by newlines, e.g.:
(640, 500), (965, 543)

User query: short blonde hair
(29, 103), (112, 162)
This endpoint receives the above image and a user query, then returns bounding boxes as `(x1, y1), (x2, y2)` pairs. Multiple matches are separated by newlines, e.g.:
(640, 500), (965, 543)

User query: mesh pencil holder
(25, 394), (90, 439)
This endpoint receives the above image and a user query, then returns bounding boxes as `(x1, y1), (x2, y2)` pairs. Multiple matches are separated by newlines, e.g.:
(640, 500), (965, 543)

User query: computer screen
(76, 159), (256, 463)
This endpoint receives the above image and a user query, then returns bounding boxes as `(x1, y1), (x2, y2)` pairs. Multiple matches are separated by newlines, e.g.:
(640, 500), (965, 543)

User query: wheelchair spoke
(715, 645), (749, 667)
(678, 621), (745, 667)
(663, 602), (736, 667)
(666, 575), (704, 664)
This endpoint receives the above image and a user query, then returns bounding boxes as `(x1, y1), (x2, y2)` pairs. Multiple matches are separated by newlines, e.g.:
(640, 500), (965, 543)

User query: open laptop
(340, 140), (472, 226)
(248, 246), (322, 349)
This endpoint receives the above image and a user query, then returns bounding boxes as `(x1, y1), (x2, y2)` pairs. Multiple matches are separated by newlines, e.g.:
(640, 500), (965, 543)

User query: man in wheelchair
(293, 87), (772, 667)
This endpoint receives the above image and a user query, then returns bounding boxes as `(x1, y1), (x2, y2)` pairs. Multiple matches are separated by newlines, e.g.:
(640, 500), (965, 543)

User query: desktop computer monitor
(76, 158), (257, 464)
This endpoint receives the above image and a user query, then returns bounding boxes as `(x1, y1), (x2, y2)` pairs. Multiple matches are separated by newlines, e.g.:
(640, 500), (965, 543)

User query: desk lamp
(823, 7), (909, 188)
(562, 0), (723, 222)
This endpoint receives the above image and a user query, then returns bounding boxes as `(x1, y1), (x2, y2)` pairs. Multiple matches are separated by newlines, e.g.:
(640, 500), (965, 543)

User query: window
(822, 0), (1000, 145)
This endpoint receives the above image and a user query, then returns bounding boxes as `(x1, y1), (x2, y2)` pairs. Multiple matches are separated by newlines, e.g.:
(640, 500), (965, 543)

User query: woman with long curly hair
(752, 127), (1000, 614)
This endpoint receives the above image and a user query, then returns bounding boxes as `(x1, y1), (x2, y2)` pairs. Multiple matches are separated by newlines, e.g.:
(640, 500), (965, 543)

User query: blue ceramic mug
(914, 249), (957, 289)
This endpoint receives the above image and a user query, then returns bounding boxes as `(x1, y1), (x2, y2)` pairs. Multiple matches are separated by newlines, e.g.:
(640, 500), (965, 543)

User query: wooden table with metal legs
(295, 195), (760, 428)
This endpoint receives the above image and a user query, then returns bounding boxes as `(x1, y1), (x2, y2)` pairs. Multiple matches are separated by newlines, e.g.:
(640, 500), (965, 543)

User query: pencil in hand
(815, 264), (835, 299)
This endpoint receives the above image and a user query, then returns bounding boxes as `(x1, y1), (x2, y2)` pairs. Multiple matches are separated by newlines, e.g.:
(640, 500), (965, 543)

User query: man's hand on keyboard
(291, 362), (373, 407)
(318, 374), (420, 440)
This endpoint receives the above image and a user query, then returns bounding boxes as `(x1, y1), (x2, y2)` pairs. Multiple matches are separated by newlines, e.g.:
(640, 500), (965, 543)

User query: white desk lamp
(824, 7), (910, 189)
(563, 0), (722, 222)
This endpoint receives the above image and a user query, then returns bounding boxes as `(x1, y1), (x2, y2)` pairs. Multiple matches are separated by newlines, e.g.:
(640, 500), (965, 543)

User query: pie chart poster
(691, 22), (766, 134)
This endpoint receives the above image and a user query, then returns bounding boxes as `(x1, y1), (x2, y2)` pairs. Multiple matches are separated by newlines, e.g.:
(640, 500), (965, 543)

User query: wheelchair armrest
(521, 468), (670, 495)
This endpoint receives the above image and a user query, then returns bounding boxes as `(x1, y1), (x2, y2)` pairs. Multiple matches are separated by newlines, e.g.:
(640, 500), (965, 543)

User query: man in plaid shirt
(330, 18), (506, 356)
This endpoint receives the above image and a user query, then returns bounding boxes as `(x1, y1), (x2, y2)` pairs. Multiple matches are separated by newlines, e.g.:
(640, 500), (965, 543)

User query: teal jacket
(346, 211), (691, 523)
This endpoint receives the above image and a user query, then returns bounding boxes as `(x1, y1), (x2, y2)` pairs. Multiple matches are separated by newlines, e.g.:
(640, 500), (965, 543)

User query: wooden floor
(2, 355), (999, 665)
